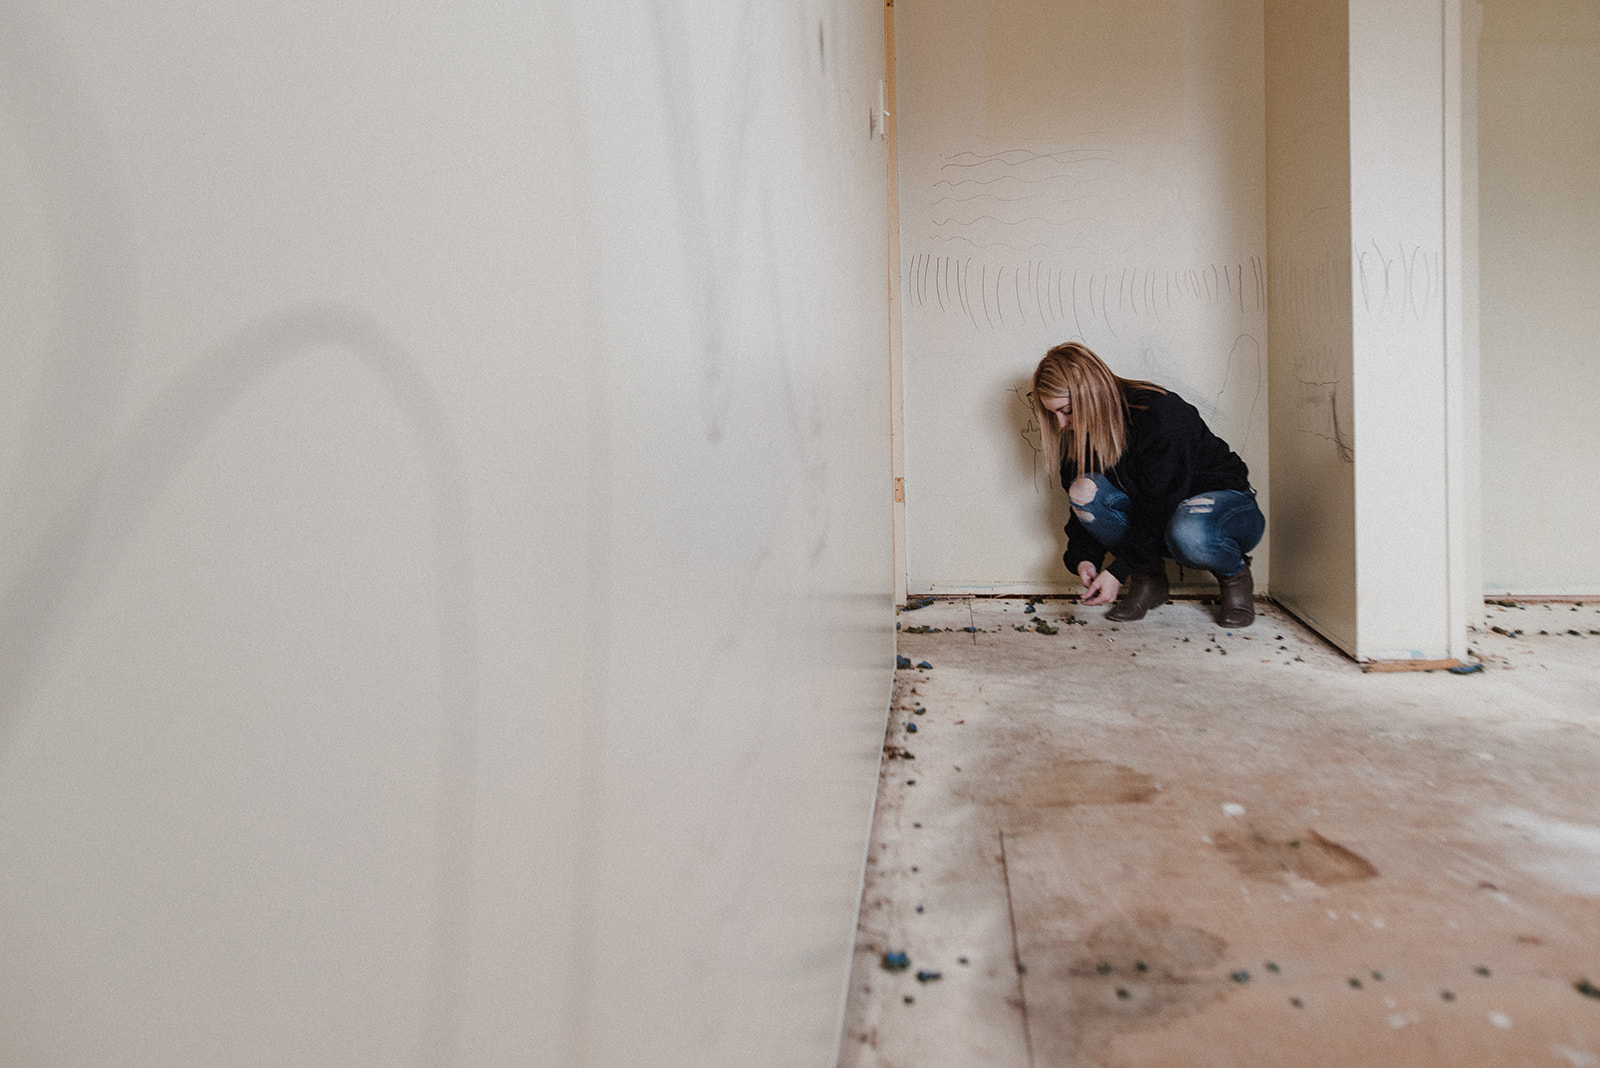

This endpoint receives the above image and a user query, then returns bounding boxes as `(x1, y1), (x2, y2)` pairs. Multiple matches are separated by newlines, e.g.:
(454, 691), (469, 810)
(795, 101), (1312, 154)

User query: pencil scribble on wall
(1356, 239), (1440, 320)
(1011, 385), (1042, 457)
(1218, 333), (1264, 453)
(643, 2), (833, 561)
(1293, 376), (1355, 463)
(647, 0), (759, 447)
(1269, 251), (1358, 465)
(908, 251), (1267, 335)
(908, 147), (1268, 336)
(1011, 384), (1063, 496)
(928, 146), (1124, 253)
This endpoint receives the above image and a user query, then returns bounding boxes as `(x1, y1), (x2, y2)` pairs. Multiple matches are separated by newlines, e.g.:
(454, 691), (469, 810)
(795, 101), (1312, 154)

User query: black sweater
(1061, 389), (1251, 581)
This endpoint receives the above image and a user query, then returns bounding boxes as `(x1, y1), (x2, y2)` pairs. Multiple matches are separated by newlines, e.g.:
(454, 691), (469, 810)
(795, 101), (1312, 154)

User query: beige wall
(896, 0), (1270, 594)
(1265, 0), (1473, 662)
(1348, 0), (1464, 661)
(1479, 0), (1600, 595)
(1264, 0), (1357, 651)
(0, 3), (892, 1066)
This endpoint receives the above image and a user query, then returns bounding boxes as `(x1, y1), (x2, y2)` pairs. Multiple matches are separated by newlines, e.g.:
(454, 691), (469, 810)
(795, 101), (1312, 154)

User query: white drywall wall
(1348, 0), (1463, 660)
(1478, 0), (1600, 595)
(1265, 0), (1358, 651)
(0, 3), (892, 1066)
(1266, 0), (1473, 661)
(895, 0), (1270, 594)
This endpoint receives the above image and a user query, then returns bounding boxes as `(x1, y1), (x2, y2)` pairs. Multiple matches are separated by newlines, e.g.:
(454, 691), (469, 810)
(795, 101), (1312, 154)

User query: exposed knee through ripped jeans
(1069, 473), (1264, 577)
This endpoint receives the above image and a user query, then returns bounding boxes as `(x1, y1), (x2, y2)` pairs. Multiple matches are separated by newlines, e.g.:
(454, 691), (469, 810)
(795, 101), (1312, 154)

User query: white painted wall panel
(0, 3), (892, 1066)
(1349, 0), (1457, 659)
(896, 0), (1270, 594)
(1479, 0), (1600, 595)
(1267, 0), (1472, 662)
(1264, 0), (1357, 651)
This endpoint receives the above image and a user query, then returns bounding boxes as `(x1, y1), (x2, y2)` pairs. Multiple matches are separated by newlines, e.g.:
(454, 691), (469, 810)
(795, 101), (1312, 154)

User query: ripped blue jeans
(1070, 473), (1264, 577)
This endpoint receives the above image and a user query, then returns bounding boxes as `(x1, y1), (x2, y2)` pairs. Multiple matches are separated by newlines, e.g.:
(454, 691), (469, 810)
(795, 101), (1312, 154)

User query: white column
(1348, 0), (1471, 661)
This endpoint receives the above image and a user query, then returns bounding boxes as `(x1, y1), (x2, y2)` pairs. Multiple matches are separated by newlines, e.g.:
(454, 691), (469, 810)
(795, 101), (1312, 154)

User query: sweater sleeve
(1063, 511), (1107, 576)
(1059, 451), (1105, 575)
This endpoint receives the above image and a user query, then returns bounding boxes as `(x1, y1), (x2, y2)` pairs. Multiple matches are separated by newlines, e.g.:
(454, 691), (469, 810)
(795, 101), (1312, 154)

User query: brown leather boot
(1106, 569), (1169, 622)
(1215, 559), (1254, 628)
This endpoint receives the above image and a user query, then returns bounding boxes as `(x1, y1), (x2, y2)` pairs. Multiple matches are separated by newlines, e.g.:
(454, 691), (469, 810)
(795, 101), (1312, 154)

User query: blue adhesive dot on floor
(918, 661), (933, 670)
(882, 951), (910, 971)
(914, 707), (925, 715)
(1449, 663), (1485, 674)
(896, 655), (912, 669)
(916, 970), (942, 982)
(1024, 605), (1035, 614)
(906, 723), (918, 733)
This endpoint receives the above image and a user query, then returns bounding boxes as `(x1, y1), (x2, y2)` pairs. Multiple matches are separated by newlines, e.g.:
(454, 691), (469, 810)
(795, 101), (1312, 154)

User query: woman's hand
(1077, 562), (1122, 606)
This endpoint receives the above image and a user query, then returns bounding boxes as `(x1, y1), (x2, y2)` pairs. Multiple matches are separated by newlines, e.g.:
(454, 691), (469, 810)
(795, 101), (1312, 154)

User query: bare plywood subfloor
(840, 598), (1600, 1068)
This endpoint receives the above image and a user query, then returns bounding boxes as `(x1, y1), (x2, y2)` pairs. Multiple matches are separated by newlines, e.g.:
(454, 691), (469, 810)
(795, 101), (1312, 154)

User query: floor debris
(842, 597), (1600, 1068)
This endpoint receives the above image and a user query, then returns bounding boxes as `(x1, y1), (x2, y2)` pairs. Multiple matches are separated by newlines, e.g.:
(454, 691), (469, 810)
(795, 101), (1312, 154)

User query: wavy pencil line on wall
(940, 147), (1119, 168)
(927, 147), (1133, 251)
(904, 254), (1267, 333)
(930, 191), (1105, 207)
(1356, 240), (1442, 321)
(933, 172), (1120, 190)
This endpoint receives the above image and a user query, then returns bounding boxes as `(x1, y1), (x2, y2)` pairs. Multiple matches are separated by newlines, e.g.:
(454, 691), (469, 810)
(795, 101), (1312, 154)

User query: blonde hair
(1031, 343), (1166, 475)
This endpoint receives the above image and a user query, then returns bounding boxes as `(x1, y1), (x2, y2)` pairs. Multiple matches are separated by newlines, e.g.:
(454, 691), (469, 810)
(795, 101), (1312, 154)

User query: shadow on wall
(1004, 380), (1074, 581)
(0, 300), (482, 1068)
(4, 39), (479, 1055)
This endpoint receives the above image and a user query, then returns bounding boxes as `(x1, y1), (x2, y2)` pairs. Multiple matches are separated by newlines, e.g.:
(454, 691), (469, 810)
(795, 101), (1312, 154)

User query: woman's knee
(1165, 496), (1226, 567)
(1068, 474), (1117, 523)
(1165, 491), (1263, 571)
(1067, 473), (1129, 543)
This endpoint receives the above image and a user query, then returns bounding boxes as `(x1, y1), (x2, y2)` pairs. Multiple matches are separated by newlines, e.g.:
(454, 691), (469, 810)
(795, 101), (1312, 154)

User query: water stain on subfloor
(1213, 827), (1379, 886)
(1024, 911), (1233, 1065)
(989, 759), (1158, 808)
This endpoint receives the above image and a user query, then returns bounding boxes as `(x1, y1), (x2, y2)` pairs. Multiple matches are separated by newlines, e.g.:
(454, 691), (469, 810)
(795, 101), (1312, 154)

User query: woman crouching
(1032, 342), (1264, 627)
